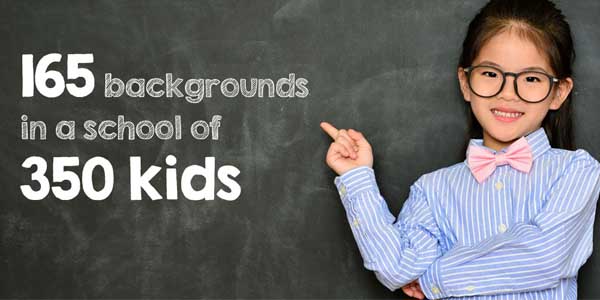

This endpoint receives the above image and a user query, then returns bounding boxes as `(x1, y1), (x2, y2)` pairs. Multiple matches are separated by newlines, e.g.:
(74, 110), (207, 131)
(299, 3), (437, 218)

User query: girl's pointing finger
(320, 121), (339, 140)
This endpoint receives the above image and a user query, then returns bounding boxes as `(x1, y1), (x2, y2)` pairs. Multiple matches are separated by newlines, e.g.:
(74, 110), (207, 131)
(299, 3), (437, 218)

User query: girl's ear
(458, 67), (471, 102)
(549, 77), (573, 110)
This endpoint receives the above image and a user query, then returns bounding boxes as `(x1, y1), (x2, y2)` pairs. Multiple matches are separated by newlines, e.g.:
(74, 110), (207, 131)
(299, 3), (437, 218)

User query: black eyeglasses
(463, 65), (560, 103)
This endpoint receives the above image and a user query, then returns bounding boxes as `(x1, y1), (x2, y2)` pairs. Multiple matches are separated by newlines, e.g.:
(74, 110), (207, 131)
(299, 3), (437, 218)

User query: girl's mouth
(491, 109), (524, 123)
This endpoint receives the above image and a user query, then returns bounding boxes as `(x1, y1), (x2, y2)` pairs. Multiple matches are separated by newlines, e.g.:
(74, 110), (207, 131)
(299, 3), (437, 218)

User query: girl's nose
(498, 76), (520, 102)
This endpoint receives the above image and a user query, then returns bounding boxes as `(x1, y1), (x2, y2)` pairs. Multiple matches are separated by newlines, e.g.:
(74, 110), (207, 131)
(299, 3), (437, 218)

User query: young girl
(320, 0), (600, 299)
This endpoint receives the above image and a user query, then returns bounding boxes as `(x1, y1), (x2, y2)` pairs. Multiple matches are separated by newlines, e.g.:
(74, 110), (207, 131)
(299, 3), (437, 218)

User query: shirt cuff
(418, 258), (449, 299)
(333, 166), (379, 204)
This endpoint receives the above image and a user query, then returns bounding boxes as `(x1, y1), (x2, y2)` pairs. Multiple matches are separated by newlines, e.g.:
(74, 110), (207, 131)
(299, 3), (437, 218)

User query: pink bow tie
(467, 136), (533, 184)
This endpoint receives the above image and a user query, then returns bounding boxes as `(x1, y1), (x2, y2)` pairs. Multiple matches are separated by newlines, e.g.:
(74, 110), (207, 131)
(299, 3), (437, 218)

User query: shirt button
(498, 223), (507, 233)
(431, 285), (440, 294)
(466, 285), (475, 291)
(339, 184), (347, 198)
(495, 181), (504, 190)
(353, 218), (360, 227)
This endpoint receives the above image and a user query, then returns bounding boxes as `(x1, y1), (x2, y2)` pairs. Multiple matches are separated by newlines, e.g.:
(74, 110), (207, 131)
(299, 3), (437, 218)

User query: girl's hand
(402, 280), (425, 299)
(320, 121), (373, 176)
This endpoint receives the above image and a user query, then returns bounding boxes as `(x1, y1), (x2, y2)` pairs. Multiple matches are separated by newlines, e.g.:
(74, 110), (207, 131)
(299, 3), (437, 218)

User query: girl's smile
(491, 107), (524, 122)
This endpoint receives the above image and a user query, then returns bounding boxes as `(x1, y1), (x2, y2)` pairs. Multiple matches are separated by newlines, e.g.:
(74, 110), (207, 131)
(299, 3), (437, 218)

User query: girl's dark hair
(459, 0), (575, 154)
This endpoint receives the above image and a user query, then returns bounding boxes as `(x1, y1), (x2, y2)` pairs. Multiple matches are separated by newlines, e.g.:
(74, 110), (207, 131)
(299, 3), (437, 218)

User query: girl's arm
(417, 149), (600, 299)
(334, 165), (444, 291)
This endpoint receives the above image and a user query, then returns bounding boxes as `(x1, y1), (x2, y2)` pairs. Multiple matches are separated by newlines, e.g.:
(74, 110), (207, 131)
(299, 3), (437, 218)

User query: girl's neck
(482, 131), (519, 152)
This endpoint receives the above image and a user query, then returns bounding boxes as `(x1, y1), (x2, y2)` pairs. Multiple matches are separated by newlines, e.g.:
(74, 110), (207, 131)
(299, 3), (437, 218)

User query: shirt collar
(465, 127), (551, 161)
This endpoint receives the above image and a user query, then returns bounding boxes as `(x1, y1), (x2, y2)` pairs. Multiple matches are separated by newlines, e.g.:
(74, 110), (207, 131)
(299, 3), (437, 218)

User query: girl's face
(458, 28), (573, 151)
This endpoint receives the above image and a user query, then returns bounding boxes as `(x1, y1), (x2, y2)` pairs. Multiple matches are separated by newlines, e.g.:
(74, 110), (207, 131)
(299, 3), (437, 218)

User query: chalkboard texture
(1, 0), (600, 298)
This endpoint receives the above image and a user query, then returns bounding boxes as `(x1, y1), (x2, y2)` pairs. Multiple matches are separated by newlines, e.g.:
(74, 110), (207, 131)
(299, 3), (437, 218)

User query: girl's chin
(483, 127), (523, 142)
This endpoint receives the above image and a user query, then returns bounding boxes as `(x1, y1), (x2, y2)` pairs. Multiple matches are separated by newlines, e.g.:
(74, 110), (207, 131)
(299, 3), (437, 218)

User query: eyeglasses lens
(468, 66), (551, 102)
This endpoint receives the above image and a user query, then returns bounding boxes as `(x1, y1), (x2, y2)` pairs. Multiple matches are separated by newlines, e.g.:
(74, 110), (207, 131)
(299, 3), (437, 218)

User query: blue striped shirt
(333, 127), (600, 299)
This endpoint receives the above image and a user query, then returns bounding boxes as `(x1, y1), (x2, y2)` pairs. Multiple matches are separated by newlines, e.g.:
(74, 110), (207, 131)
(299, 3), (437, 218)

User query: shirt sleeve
(334, 166), (444, 291)
(418, 149), (600, 299)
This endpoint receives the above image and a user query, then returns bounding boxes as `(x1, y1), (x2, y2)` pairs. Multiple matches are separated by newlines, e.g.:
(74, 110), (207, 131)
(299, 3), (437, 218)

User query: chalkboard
(2, 0), (600, 298)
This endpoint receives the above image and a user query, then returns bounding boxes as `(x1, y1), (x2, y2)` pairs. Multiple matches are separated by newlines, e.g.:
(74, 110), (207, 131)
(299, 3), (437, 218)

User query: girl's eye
(525, 76), (542, 83)
(482, 71), (498, 78)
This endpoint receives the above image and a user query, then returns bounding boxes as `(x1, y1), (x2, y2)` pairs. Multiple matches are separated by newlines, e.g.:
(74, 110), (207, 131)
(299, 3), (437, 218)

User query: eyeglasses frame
(463, 65), (560, 103)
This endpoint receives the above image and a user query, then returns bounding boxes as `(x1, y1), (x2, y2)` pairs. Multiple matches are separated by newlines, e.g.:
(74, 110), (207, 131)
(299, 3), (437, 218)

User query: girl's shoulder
(412, 160), (468, 190)
(545, 147), (600, 166)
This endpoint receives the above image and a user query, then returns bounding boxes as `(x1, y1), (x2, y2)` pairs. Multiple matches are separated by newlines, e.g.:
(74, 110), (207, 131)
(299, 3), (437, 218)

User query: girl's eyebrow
(478, 60), (550, 73)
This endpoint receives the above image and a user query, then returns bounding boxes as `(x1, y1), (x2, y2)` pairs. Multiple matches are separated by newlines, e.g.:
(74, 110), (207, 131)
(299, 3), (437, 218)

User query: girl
(320, 0), (600, 299)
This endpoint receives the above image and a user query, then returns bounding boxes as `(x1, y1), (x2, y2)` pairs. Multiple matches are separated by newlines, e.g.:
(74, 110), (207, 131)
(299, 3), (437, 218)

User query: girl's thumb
(348, 129), (366, 144)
